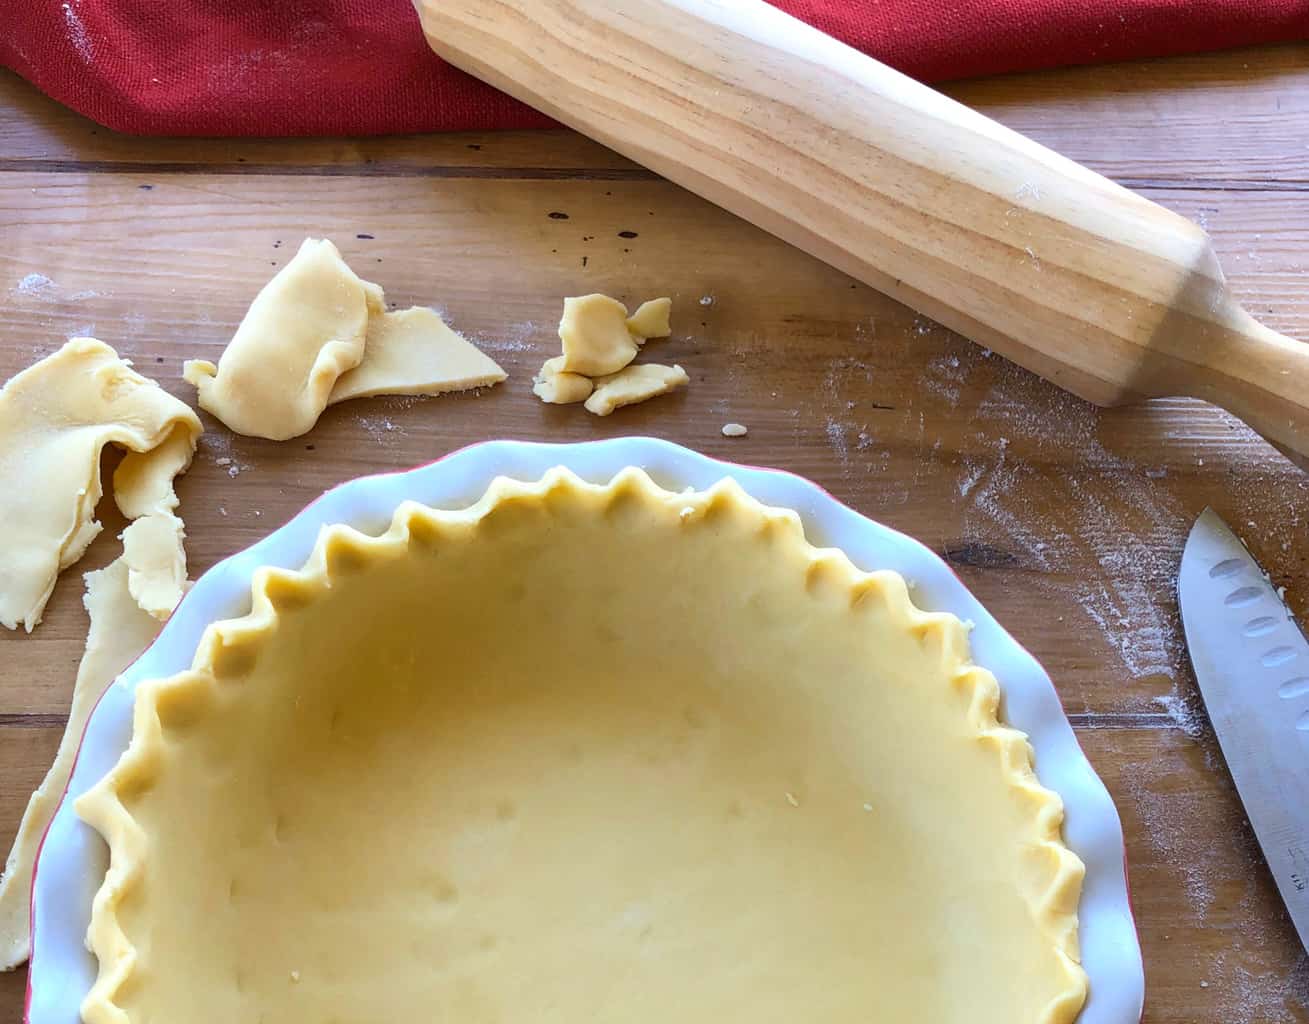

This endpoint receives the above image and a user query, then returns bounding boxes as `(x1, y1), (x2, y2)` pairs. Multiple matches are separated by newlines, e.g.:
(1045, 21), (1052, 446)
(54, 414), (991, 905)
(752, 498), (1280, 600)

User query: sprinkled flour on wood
(14, 273), (56, 299)
(959, 362), (1188, 684)
(475, 320), (539, 354)
(357, 415), (403, 444)
(825, 417), (848, 464)
(203, 433), (252, 477)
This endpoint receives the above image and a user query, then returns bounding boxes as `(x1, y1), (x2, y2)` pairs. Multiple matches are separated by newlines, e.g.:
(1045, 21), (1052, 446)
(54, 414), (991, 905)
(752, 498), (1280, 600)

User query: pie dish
(27, 438), (1145, 1024)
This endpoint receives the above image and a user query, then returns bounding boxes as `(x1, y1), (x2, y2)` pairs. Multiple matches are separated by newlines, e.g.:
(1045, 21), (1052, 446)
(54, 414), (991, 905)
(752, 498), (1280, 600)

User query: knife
(1179, 507), (1309, 951)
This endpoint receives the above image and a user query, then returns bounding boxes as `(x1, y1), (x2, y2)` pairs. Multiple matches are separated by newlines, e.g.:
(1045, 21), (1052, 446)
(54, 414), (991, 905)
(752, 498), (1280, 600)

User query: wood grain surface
(2, 44), (1308, 1021)
(416, 0), (1309, 459)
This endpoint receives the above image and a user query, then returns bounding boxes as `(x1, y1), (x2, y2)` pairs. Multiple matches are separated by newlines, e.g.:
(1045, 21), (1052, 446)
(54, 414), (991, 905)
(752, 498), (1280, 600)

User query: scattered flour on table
(820, 357), (879, 472)
(12, 273), (99, 304)
(203, 433), (252, 476)
(922, 353), (965, 407)
(824, 417), (848, 464)
(475, 321), (538, 355)
(1151, 691), (1206, 740)
(1120, 757), (1219, 922)
(958, 366), (1187, 683)
(14, 273), (56, 299)
(358, 415), (403, 444)
(1117, 741), (1309, 1016)
(957, 462), (986, 499)
(911, 316), (937, 337)
(121, 311), (148, 337)
(1207, 952), (1309, 1024)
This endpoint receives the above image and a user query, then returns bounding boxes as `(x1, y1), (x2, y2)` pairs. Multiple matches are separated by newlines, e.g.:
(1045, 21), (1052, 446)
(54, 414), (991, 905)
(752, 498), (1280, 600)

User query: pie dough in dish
(76, 467), (1087, 1024)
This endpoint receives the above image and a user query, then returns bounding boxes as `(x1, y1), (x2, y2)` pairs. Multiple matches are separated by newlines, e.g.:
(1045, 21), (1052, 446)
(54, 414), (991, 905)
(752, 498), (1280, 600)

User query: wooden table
(1, 43), (1307, 1021)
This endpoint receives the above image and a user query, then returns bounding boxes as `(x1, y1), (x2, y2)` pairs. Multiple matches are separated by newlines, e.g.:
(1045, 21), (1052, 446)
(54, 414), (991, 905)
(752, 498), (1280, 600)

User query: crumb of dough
(558, 294), (640, 376)
(625, 297), (672, 342)
(0, 338), (201, 631)
(120, 511), (187, 620)
(532, 355), (594, 404)
(183, 238), (384, 440)
(328, 307), (505, 404)
(584, 363), (688, 416)
(535, 294), (683, 411)
(722, 422), (748, 437)
(0, 557), (160, 968)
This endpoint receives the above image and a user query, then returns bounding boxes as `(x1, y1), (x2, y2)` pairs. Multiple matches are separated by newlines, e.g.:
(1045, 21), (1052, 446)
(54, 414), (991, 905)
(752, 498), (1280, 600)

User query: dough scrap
(0, 339), (201, 632)
(558, 294), (639, 376)
(532, 356), (593, 405)
(113, 426), (195, 521)
(535, 294), (681, 413)
(328, 307), (505, 404)
(0, 557), (160, 969)
(625, 297), (672, 342)
(584, 363), (689, 416)
(120, 512), (188, 620)
(183, 238), (384, 440)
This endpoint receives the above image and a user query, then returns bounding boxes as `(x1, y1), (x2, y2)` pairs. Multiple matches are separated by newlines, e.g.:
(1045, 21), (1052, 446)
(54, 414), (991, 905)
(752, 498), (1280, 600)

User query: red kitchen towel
(3, 0), (1306, 137)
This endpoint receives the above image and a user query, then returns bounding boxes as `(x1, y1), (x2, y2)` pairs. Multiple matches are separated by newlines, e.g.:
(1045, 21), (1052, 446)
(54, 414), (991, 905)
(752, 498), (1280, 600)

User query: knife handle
(414, 0), (1309, 463)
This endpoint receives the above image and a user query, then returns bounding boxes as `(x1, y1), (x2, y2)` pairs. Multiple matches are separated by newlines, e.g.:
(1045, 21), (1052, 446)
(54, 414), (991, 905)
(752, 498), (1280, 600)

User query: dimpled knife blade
(1179, 507), (1309, 952)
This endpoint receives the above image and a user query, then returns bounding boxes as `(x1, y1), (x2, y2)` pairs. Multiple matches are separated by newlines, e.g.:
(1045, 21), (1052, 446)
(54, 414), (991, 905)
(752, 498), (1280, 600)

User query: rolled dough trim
(531, 355), (593, 404)
(583, 363), (688, 416)
(0, 338), (201, 631)
(120, 512), (188, 621)
(182, 238), (384, 440)
(327, 307), (506, 404)
(0, 558), (159, 970)
(114, 425), (197, 521)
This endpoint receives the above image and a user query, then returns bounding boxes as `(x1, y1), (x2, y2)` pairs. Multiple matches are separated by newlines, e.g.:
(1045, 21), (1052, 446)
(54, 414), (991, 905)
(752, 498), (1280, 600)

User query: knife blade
(1179, 507), (1309, 952)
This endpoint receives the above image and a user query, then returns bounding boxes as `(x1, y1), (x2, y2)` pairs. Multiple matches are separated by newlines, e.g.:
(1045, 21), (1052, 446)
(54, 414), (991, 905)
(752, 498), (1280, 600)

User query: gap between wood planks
(0, 159), (1305, 194)
(0, 159), (658, 181)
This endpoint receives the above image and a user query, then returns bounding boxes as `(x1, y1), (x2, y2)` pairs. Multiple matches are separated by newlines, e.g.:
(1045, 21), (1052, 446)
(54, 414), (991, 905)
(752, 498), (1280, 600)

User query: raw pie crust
(77, 469), (1088, 1024)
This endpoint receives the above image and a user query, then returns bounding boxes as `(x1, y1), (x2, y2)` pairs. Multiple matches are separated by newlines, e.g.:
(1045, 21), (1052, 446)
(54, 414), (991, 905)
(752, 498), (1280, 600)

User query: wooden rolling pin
(414, 0), (1309, 463)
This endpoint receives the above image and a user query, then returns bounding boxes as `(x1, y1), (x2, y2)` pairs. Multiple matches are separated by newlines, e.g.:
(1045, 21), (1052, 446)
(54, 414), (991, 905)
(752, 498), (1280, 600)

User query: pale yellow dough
(585, 363), (689, 416)
(0, 558), (159, 969)
(120, 512), (188, 620)
(0, 339), (201, 631)
(558, 293), (640, 376)
(77, 469), (1086, 1024)
(113, 426), (196, 522)
(328, 307), (505, 404)
(625, 297), (672, 341)
(183, 238), (384, 440)
(535, 293), (679, 414)
(531, 355), (593, 405)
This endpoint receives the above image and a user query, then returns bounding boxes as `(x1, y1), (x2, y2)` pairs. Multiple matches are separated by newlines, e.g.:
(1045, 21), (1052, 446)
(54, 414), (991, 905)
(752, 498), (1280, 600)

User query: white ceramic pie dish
(26, 436), (1145, 1023)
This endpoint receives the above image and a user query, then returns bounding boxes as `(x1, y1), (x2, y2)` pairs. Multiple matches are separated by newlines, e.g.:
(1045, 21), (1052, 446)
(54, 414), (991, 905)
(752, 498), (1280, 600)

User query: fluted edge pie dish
(28, 438), (1144, 1024)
